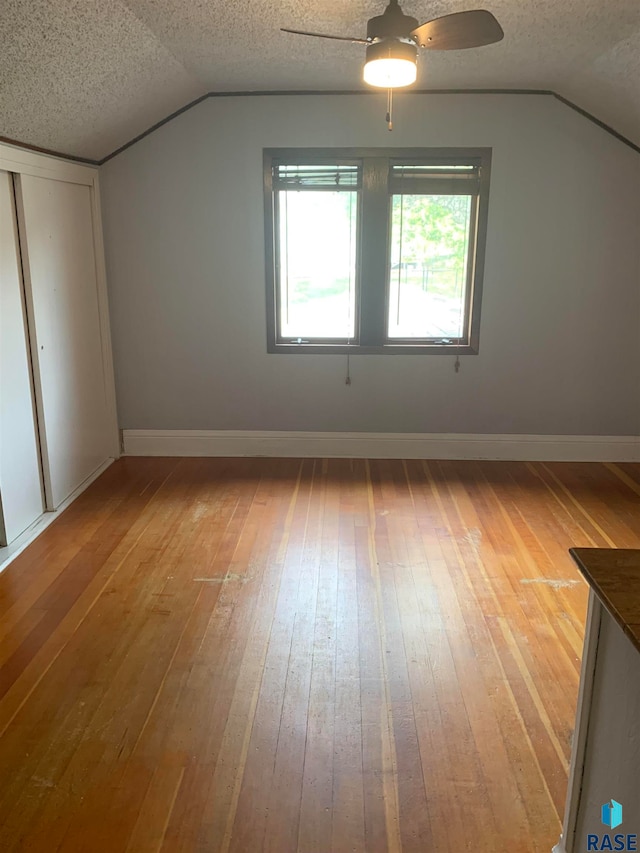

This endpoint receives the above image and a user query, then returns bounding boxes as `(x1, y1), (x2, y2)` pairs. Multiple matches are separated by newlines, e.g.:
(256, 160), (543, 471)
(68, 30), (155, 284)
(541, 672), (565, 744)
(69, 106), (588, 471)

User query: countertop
(570, 547), (640, 655)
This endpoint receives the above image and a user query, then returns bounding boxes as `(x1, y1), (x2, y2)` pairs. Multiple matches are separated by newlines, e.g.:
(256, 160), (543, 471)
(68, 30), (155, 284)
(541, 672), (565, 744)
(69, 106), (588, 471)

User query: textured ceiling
(1, 0), (640, 160)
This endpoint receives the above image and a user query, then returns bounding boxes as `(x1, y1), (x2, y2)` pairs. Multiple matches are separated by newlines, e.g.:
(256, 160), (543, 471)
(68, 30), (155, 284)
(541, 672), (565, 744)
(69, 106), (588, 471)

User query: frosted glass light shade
(363, 41), (418, 88)
(363, 57), (417, 87)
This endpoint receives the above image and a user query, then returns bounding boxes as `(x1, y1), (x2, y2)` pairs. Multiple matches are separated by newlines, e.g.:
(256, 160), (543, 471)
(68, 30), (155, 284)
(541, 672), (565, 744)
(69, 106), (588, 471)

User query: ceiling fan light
(363, 40), (417, 88)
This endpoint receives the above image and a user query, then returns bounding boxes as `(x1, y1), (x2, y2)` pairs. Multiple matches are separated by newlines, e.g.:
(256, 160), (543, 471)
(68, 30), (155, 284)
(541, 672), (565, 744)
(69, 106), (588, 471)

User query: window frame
(263, 147), (492, 355)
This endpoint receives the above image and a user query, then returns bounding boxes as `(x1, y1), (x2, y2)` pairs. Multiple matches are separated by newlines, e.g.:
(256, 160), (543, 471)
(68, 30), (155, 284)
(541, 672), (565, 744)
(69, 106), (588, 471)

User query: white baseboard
(0, 457), (115, 576)
(122, 430), (640, 462)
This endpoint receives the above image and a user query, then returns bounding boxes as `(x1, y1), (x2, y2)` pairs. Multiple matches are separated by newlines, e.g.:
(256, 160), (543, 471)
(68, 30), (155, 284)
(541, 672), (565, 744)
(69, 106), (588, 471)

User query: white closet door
(16, 175), (112, 509)
(0, 171), (44, 543)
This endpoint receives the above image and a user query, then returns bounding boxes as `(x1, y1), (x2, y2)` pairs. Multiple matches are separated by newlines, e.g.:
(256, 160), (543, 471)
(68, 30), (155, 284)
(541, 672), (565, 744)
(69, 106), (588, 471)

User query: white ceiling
(1, 0), (640, 161)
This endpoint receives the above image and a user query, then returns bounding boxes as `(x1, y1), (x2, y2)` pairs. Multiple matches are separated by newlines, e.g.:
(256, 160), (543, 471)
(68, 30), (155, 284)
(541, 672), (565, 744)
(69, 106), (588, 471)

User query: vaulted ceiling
(2, 0), (640, 161)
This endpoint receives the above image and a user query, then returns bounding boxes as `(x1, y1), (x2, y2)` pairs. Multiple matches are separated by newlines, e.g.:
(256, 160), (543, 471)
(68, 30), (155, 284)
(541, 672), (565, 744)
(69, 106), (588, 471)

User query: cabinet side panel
(573, 608), (640, 846)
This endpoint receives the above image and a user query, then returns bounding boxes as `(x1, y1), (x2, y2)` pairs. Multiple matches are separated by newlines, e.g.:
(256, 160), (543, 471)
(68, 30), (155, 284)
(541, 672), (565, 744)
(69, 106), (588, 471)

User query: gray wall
(100, 93), (640, 434)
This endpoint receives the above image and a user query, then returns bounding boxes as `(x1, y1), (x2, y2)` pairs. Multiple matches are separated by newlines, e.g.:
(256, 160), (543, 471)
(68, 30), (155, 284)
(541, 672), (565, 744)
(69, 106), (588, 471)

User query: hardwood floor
(1, 457), (640, 851)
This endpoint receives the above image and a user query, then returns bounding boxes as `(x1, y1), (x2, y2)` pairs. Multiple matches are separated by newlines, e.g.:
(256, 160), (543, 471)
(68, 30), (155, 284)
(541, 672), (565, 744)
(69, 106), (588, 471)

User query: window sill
(268, 342), (479, 355)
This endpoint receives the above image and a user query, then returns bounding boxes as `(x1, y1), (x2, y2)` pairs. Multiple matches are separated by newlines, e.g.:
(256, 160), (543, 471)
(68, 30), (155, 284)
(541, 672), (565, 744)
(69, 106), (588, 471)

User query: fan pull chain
(386, 88), (393, 131)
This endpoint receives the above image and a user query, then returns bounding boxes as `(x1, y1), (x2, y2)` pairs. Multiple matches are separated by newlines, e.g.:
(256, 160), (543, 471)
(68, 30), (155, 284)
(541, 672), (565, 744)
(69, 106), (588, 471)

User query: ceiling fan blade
(281, 28), (369, 44)
(411, 10), (503, 50)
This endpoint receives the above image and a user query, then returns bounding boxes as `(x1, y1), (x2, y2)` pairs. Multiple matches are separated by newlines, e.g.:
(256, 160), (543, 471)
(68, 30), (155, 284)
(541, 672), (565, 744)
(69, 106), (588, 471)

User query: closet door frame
(0, 143), (120, 507)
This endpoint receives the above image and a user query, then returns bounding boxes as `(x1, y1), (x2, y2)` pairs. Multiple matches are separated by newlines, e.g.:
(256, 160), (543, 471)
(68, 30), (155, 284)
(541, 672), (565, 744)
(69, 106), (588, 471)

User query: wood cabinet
(554, 549), (640, 852)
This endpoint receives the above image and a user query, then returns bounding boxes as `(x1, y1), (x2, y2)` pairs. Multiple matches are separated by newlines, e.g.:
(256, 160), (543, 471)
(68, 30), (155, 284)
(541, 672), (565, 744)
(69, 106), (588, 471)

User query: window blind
(389, 162), (481, 195)
(273, 163), (361, 190)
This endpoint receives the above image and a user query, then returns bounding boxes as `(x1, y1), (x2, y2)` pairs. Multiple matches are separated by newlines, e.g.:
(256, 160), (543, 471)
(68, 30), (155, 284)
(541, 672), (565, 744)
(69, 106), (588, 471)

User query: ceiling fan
(282, 2), (504, 90)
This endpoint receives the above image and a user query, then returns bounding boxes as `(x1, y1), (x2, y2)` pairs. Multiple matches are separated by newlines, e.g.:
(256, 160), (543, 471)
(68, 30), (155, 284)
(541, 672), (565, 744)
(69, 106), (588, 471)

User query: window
(264, 148), (491, 354)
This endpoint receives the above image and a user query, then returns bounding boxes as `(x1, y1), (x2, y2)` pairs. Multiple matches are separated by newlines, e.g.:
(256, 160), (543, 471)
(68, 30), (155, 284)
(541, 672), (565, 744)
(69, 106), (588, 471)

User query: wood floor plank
(2, 456), (639, 851)
(296, 459), (340, 853)
(330, 462), (365, 853)
(229, 460), (313, 852)
(262, 460), (324, 853)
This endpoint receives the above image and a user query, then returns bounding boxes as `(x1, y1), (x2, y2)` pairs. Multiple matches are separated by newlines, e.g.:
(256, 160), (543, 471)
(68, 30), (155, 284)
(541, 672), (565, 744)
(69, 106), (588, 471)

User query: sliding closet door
(0, 171), (44, 543)
(16, 175), (113, 509)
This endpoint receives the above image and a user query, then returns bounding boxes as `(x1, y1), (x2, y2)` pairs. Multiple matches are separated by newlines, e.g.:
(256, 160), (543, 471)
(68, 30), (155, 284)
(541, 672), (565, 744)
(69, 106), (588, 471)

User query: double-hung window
(264, 148), (491, 354)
